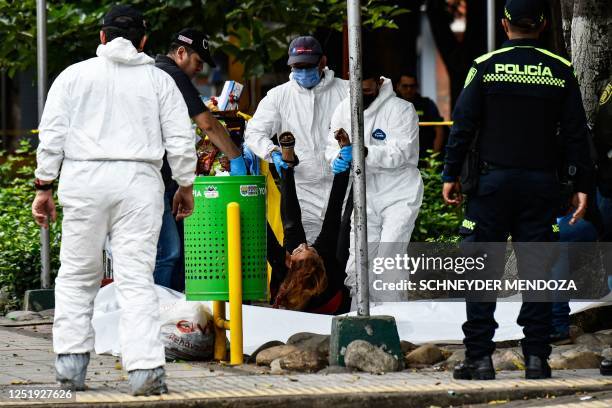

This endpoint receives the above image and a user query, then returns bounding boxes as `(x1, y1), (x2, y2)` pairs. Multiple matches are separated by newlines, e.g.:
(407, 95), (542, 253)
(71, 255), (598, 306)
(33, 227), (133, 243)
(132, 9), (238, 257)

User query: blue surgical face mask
(292, 67), (322, 89)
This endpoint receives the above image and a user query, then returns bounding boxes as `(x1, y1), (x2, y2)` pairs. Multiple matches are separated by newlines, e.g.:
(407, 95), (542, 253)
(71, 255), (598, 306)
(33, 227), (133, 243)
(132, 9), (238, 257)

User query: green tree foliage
(0, 0), (408, 79)
(0, 140), (61, 311)
(412, 151), (462, 243)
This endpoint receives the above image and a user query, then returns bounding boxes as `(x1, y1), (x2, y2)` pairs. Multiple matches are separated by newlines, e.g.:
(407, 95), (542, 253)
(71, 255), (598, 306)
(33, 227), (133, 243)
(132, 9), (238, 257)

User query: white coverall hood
(327, 77), (424, 300)
(96, 37), (154, 65)
(245, 68), (349, 243)
(36, 38), (196, 372)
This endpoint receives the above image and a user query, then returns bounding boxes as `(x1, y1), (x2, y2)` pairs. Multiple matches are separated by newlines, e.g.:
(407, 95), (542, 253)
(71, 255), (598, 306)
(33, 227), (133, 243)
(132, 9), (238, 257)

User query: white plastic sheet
(93, 284), (611, 355)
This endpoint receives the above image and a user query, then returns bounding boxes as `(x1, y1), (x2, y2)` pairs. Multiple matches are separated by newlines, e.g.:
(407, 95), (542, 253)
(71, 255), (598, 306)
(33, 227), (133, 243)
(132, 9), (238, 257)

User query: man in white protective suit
(244, 36), (348, 243)
(326, 67), (424, 305)
(31, 5), (196, 396)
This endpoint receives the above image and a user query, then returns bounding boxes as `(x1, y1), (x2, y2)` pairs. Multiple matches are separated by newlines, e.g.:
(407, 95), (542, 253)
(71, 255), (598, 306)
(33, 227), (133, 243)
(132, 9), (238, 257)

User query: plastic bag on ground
(93, 284), (214, 361)
(159, 300), (214, 361)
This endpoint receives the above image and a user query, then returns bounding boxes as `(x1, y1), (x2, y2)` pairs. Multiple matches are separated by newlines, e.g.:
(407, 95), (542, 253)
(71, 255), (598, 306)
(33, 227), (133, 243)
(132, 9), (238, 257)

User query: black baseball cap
(504, 0), (546, 27)
(173, 28), (216, 68)
(287, 36), (323, 66)
(102, 5), (146, 30)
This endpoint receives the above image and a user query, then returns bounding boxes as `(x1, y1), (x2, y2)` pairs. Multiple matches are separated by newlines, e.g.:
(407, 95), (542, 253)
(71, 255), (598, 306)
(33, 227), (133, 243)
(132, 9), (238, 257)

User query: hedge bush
(412, 152), (463, 242)
(0, 141), (61, 312)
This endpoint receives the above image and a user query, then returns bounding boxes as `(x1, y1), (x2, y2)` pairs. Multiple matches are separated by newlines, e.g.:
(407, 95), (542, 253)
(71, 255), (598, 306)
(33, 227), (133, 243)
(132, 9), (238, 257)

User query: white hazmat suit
(35, 38), (196, 371)
(326, 77), (424, 301)
(245, 68), (348, 243)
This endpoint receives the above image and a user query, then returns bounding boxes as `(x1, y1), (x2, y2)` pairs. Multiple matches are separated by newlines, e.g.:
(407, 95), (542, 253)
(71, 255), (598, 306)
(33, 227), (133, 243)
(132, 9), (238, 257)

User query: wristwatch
(34, 178), (53, 191)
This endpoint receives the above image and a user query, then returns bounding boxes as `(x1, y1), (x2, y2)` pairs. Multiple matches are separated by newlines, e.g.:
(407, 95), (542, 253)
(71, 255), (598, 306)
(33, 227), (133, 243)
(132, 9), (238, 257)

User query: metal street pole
(347, 0), (369, 316)
(37, 0), (51, 289)
(487, 0), (495, 52)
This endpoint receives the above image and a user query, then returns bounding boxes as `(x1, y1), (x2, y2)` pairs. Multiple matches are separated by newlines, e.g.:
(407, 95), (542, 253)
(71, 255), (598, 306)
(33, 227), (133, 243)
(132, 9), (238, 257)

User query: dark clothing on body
(268, 168), (351, 314)
(154, 55), (208, 190)
(410, 94), (443, 158)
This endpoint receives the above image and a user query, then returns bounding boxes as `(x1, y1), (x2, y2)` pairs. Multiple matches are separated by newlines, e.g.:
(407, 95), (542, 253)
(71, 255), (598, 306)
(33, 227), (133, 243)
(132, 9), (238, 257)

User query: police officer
(442, 0), (591, 380)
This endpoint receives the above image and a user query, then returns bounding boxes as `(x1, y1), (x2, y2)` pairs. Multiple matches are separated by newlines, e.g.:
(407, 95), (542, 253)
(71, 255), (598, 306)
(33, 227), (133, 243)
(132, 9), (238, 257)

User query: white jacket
(245, 68), (348, 242)
(326, 77), (422, 205)
(35, 38), (196, 187)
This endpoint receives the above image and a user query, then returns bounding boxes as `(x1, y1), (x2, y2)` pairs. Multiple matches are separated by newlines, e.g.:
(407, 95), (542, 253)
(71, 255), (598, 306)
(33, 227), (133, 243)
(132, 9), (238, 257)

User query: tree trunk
(559, 0), (612, 124)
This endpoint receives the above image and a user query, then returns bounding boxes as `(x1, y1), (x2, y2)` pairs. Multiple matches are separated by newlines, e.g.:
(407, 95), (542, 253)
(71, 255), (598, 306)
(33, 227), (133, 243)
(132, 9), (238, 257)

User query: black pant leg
(460, 171), (511, 359)
(517, 302), (553, 358)
(512, 170), (560, 359)
(463, 302), (499, 358)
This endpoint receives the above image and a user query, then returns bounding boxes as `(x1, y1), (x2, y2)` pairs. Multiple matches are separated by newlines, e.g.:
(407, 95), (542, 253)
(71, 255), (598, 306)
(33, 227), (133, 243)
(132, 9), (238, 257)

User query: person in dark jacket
(267, 134), (351, 314)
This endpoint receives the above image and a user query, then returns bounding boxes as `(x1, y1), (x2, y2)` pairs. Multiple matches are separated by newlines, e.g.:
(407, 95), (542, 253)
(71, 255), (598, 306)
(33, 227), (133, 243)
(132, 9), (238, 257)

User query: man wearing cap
(442, 0), (591, 380)
(153, 28), (246, 290)
(31, 5), (195, 395)
(245, 36), (348, 243)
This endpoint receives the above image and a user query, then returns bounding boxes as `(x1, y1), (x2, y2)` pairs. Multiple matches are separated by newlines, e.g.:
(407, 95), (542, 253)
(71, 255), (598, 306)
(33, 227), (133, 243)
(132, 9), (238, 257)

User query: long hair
(274, 255), (327, 311)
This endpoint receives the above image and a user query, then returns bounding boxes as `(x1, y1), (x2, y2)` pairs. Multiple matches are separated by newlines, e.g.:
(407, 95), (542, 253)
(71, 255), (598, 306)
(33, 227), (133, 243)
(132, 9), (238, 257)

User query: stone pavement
(0, 326), (610, 407)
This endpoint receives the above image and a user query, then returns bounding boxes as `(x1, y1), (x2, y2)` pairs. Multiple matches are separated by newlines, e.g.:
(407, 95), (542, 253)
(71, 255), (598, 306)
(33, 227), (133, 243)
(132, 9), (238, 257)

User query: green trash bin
(184, 175), (267, 301)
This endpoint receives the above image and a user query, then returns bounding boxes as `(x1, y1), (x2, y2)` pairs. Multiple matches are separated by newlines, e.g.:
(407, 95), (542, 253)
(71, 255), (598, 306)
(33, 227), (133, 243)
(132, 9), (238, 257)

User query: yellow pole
(227, 202), (243, 365)
(212, 301), (227, 361)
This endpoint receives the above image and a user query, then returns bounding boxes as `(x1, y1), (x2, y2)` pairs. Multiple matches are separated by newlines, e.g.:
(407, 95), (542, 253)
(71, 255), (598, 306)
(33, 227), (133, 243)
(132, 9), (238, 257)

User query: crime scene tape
(0, 120), (453, 136)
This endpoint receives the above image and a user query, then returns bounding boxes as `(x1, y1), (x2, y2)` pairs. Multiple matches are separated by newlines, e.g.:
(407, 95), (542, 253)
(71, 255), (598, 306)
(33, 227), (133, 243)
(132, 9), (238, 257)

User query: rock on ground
(405, 344), (445, 366)
(286, 332), (330, 358)
(400, 340), (418, 354)
(247, 340), (285, 364)
(437, 349), (465, 370)
(255, 345), (299, 366)
(575, 333), (606, 347)
(492, 348), (524, 371)
(344, 340), (401, 374)
(278, 350), (327, 372)
(270, 358), (287, 375)
(550, 345), (604, 370)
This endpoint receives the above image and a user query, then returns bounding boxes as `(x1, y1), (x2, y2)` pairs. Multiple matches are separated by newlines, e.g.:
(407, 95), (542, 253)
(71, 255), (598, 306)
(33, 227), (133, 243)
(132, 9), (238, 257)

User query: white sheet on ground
(92, 284), (611, 355)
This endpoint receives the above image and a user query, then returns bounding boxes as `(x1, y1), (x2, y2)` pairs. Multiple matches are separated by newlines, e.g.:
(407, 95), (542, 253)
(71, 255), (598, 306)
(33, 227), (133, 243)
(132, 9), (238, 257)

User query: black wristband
(34, 179), (53, 191)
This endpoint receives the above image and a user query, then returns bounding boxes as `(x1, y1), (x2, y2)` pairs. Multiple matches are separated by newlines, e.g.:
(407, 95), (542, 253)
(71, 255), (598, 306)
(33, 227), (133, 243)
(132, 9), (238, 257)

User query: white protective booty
(55, 353), (90, 391)
(128, 366), (168, 396)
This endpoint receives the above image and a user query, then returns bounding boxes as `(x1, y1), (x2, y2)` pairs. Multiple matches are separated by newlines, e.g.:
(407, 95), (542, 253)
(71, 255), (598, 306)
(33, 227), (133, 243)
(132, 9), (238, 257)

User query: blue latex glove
(332, 157), (350, 174)
(338, 146), (353, 163)
(271, 151), (289, 176)
(229, 156), (247, 176)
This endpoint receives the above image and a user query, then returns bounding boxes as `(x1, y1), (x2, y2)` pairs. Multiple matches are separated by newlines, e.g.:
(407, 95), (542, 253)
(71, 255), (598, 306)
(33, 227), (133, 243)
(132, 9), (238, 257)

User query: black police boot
(453, 355), (495, 380)
(601, 358), (612, 376)
(525, 355), (552, 379)
(549, 331), (571, 346)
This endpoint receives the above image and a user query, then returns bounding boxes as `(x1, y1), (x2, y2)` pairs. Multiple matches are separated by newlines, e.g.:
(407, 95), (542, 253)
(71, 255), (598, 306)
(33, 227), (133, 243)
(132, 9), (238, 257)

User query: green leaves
(412, 151), (463, 243)
(0, 140), (61, 312)
(0, 0), (409, 80)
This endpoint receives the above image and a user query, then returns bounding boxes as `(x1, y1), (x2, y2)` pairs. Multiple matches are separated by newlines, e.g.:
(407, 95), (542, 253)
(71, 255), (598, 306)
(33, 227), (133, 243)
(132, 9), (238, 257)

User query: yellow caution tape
(4, 119), (452, 137)
(419, 121), (453, 126)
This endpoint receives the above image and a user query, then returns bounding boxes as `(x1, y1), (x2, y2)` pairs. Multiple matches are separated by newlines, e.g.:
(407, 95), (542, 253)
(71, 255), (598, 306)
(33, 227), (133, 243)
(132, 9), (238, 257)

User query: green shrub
(0, 140), (61, 312)
(412, 151), (463, 242)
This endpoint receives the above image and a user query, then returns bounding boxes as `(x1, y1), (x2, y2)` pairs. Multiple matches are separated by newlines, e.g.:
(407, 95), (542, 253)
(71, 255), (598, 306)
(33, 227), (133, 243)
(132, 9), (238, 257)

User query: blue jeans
(551, 199), (601, 335)
(153, 189), (181, 289)
(599, 192), (612, 292)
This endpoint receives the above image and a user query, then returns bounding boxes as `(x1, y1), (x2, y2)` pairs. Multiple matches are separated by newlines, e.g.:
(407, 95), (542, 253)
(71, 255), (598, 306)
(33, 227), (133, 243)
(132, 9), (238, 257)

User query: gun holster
(460, 139), (480, 195)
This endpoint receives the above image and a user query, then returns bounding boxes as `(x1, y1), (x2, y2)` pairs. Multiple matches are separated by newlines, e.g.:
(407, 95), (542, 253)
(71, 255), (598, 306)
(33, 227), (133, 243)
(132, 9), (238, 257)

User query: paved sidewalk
(0, 326), (610, 407)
